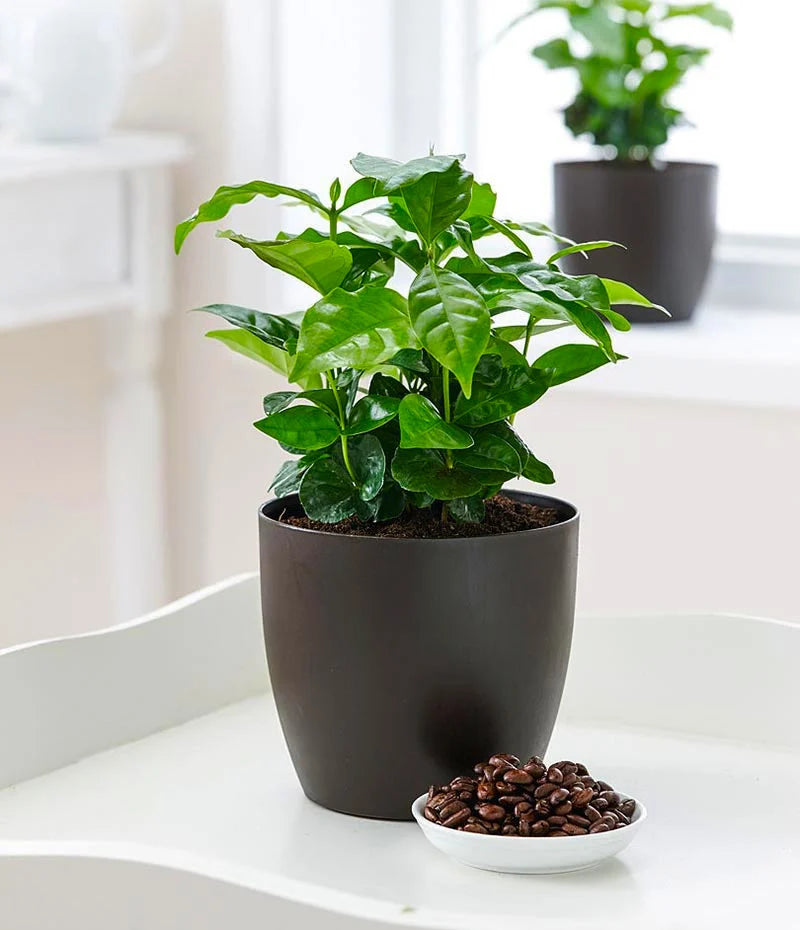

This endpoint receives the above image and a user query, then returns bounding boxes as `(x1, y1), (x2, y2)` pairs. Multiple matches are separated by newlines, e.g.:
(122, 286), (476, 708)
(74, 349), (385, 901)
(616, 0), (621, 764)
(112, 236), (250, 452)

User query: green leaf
(329, 178), (341, 203)
(195, 304), (298, 349)
(370, 373), (408, 399)
(408, 265), (490, 397)
(523, 451), (555, 484)
(533, 344), (621, 386)
(216, 232), (352, 294)
(389, 348), (430, 375)
(486, 335), (528, 367)
(206, 329), (287, 375)
(570, 5), (626, 60)
(351, 153), (462, 191)
(564, 304), (616, 361)
(601, 278), (669, 315)
(262, 391), (297, 415)
(401, 161), (474, 244)
(175, 180), (326, 252)
(398, 394), (474, 450)
(532, 38), (575, 69)
(347, 434), (386, 501)
(505, 220), (577, 248)
(341, 177), (385, 210)
(449, 495), (485, 523)
(453, 429), (523, 474)
(477, 217), (533, 257)
(345, 395), (402, 435)
(291, 287), (416, 382)
(269, 455), (322, 497)
(370, 480), (407, 521)
(391, 448), (483, 500)
(254, 406), (340, 451)
(454, 366), (551, 427)
(548, 240), (624, 264)
(462, 181), (497, 219)
(299, 458), (357, 522)
(664, 3), (733, 29)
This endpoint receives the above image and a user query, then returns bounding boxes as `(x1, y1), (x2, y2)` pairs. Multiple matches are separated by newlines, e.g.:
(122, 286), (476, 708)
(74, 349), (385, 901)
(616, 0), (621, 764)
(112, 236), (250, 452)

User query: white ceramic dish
(411, 793), (647, 874)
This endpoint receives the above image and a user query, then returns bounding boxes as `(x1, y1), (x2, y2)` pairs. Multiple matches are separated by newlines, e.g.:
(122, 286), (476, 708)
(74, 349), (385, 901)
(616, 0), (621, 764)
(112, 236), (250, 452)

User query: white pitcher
(0, 0), (179, 142)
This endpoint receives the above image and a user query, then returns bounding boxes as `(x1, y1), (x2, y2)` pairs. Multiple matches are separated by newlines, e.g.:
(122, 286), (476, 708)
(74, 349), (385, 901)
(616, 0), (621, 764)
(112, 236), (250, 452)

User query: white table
(0, 575), (797, 929)
(0, 131), (188, 623)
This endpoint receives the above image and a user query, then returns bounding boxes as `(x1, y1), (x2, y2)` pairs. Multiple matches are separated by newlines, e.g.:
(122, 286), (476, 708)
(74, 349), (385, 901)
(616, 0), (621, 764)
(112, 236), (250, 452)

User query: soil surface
(281, 494), (561, 539)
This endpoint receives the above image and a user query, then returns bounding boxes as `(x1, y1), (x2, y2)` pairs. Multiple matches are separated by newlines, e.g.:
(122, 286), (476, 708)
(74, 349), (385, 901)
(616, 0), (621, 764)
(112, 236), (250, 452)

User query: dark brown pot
(259, 490), (579, 820)
(553, 160), (718, 322)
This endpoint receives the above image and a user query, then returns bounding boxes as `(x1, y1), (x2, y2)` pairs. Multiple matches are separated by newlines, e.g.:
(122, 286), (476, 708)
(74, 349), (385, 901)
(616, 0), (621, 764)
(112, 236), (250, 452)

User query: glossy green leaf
(391, 448), (483, 500)
(262, 391), (297, 415)
(523, 451), (556, 484)
(532, 37), (575, 69)
(454, 429), (523, 474)
(398, 394), (474, 450)
(253, 406), (339, 451)
(408, 265), (490, 397)
(533, 343), (621, 386)
(389, 348), (430, 375)
(462, 181), (497, 219)
(206, 329), (287, 374)
(344, 395), (402, 435)
(351, 153), (461, 190)
(217, 231), (352, 294)
(478, 217), (533, 257)
(454, 366), (551, 427)
(449, 495), (486, 523)
(341, 177), (385, 210)
(564, 305), (616, 360)
(505, 220), (577, 247)
(370, 480), (407, 521)
(175, 181), (325, 252)
(299, 458), (357, 522)
(401, 161), (474, 244)
(548, 240), (624, 264)
(486, 336), (528, 367)
(370, 373), (408, 399)
(347, 434), (386, 501)
(269, 454), (323, 497)
(291, 287), (416, 382)
(195, 303), (298, 348)
(601, 278), (668, 315)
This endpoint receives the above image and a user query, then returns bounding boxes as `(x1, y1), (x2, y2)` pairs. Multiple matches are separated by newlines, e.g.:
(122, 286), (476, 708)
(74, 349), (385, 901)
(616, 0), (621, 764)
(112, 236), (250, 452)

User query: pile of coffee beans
(424, 754), (637, 837)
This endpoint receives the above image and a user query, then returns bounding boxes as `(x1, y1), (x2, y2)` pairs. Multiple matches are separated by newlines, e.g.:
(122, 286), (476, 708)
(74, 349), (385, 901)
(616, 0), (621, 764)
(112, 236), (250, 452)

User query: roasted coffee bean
(547, 815), (567, 827)
(443, 808), (471, 828)
(477, 803), (506, 822)
(597, 780), (613, 792)
(424, 807), (438, 822)
(550, 830), (568, 837)
(589, 821), (611, 834)
(600, 790), (620, 809)
(515, 801), (534, 818)
(474, 762), (492, 776)
(576, 763), (589, 776)
(476, 780), (495, 802)
(495, 781), (515, 795)
(572, 787), (594, 808)
(549, 788), (570, 805)
(523, 757), (547, 778)
(584, 805), (601, 823)
(601, 814), (618, 829)
(462, 821), (488, 834)
(563, 823), (588, 836)
(562, 763), (579, 776)
(504, 769), (534, 786)
(439, 800), (468, 821)
(595, 797), (609, 812)
(491, 763), (513, 780)
(615, 811), (631, 826)
(534, 782), (558, 799)
(432, 790), (456, 810)
(450, 776), (477, 791)
(620, 798), (636, 818)
(489, 753), (521, 767)
(546, 765), (564, 784)
(498, 794), (526, 809)
(553, 801), (572, 815)
(561, 772), (578, 789)
(502, 824), (519, 836)
(530, 820), (549, 836)
(567, 814), (591, 828)
(535, 799), (552, 815)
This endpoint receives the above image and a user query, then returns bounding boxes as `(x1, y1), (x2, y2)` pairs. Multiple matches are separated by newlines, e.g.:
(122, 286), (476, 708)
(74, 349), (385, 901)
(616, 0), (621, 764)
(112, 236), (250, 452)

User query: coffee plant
(507, 0), (732, 160)
(175, 152), (662, 523)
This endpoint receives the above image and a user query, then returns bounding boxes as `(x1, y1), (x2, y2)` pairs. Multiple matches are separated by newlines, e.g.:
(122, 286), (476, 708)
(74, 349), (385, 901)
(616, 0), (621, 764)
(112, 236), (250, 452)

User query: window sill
(555, 305), (800, 410)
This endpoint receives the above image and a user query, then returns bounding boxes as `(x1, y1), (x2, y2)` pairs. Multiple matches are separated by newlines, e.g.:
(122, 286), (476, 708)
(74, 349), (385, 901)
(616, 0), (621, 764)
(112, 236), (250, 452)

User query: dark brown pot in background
(554, 160), (718, 322)
(259, 490), (579, 820)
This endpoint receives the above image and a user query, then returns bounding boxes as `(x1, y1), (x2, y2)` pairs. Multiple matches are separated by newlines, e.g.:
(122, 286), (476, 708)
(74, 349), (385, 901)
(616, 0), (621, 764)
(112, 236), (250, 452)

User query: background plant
(175, 152), (662, 524)
(507, 0), (732, 161)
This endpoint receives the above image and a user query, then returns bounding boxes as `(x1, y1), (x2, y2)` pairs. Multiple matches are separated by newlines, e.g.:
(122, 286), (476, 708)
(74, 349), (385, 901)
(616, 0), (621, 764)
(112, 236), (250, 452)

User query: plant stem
(510, 317), (536, 428)
(326, 371), (357, 485)
(442, 367), (454, 470)
(328, 210), (338, 243)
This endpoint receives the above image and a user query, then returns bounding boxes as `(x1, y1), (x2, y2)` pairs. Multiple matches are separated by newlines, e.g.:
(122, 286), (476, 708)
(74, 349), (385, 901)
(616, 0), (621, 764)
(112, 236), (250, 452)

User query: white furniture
(0, 575), (796, 929)
(0, 132), (188, 622)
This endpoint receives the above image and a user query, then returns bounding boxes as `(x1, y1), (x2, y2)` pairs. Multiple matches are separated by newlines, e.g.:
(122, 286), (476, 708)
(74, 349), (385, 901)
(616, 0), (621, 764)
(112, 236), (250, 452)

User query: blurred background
(1, 0), (798, 649)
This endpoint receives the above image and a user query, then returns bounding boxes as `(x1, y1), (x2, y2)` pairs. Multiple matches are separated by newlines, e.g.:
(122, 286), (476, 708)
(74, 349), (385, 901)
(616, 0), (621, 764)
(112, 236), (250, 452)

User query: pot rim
(259, 488), (579, 544)
(554, 159), (718, 173)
